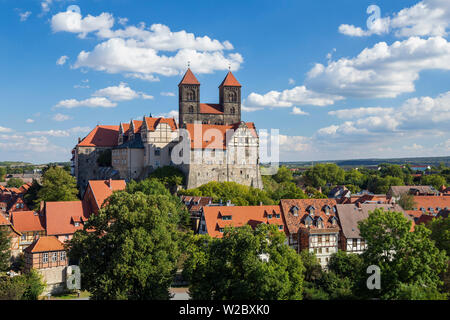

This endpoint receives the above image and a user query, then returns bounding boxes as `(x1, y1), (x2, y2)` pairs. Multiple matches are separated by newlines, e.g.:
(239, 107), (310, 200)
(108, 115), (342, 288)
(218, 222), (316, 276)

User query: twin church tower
(178, 68), (242, 127)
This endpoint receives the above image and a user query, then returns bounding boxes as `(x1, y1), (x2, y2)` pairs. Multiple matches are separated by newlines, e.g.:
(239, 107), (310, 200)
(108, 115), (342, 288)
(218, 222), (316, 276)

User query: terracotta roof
(202, 205), (285, 238)
(185, 122), (258, 150)
(0, 214), (10, 226)
(144, 117), (178, 131)
(120, 123), (130, 133)
(77, 125), (120, 147)
(180, 196), (212, 212)
(85, 179), (126, 212)
(415, 214), (434, 225)
(24, 236), (64, 253)
(405, 196), (450, 218)
(280, 199), (339, 235)
(219, 71), (241, 87)
(336, 203), (409, 239)
(8, 188), (20, 194)
(179, 68), (200, 85)
(199, 104), (223, 114)
(10, 211), (46, 232)
(340, 194), (390, 205)
(131, 120), (143, 134)
(45, 201), (90, 236)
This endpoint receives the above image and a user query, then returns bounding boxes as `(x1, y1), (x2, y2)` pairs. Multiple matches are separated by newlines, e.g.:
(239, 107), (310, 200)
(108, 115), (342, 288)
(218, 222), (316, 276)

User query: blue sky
(0, 0), (449, 163)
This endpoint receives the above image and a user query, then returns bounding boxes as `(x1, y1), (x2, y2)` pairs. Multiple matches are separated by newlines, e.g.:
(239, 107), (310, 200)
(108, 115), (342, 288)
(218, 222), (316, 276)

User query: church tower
(219, 71), (241, 124)
(178, 68), (200, 128)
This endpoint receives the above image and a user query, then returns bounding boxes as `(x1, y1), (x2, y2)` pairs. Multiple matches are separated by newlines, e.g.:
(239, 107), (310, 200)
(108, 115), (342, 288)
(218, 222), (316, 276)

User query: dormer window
(275, 213), (280, 219)
(222, 215), (232, 221)
(324, 205), (330, 215)
(74, 222), (80, 227)
(267, 214), (272, 219)
(291, 206), (299, 216)
(219, 228), (224, 233)
(316, 217), (324, 228)
(305, 215), (313, 227)
(308, 206), (315, 216)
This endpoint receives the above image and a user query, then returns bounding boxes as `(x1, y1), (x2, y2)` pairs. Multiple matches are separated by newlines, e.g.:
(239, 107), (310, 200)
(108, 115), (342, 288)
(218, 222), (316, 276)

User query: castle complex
(72, 69), (263, 194)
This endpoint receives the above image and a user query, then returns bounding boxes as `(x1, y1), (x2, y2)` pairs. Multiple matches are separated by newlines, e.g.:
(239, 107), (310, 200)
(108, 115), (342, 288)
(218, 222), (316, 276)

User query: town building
(10, 210), (46, 251)
(404, 196), (450, 221)
(387, 185), (439, 202)
(335, 203), (407, 254)
(24, 236), (69, 294)
(279, 199), (339, 268)
(198, 205), (285, 239)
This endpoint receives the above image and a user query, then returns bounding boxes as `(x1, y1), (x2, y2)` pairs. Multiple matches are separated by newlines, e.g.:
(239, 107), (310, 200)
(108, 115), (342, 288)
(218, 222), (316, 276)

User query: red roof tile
(199, 104), (223, 114)
(219, 71), (241, 87)
(0, 214), (10, 226)
(202, 205), (285, 238)
(10, 211), (46, 232)
(45, 201), (90, 236)
(77, 125), (119, 147)
(405, 196), (450, 218)
(179, 68), (200, 85)
(85, 179), (126, 212)
(131, 120), (143, 134)
(24, 236), (64, 253)
(144, 117), (178, 131)
(280, 199), (339, 235)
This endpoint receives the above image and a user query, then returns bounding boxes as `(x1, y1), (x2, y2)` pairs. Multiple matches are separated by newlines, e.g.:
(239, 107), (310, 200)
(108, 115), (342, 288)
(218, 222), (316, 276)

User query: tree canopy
(183, 224), (305, 300)
(6, 178), (24, 188)
(68, 190), (185, 300)
(358, 208), (448, 299)
(36, 167), (79, 203)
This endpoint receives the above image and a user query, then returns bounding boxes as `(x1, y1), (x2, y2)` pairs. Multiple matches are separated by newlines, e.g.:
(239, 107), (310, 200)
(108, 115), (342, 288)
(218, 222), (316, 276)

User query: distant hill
(276, 156), (450, 168)
(0, 161), (33, 167)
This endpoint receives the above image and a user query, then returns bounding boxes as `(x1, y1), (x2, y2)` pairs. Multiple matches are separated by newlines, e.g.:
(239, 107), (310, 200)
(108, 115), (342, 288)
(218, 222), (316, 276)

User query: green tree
(21, 269), (45, 300)
(344, 169), (364, 188)
(6, 178), (24, 188)
(148, 166), (186, 191)
(67, 191), (182, 300)
(397, 192), (417, 210)
(367, 176), (404, 194)
(358, 208), (448, 299)
(183, 224), (305, 300)
(273, 166), (293, 183)
(23, 179), (42, 211)
(0, 275), (26, 300)
(394, 283), (447, 300)
(328, 250), (364, 280)
(303, 164), (345, 188)
(36, 167), (79, 203)
(421, 174), (446, 190)
(0, 167), (6, 182)
(0, 228), (11, 272)
(179, 181), (274, 206)
(96, 149), (112, 167)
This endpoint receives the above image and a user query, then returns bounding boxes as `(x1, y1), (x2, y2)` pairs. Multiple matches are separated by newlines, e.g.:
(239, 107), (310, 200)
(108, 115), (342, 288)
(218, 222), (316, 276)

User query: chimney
(106, 178), (112, 189)
(78, 137), (81, 143)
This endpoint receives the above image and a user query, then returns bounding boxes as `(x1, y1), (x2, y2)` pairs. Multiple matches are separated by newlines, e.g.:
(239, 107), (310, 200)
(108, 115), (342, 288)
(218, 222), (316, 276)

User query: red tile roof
(280, 199), (339, 235)
(202, 205), (285, 238)
(45, 201), (90, 236)
(185, 122), (258, 150)
(179, 68), (200, 85)
(77, 125), (120, 147)
(405, 196), (450, 218)
(144, 117), (178, 131)
(0, 214), (10, 226)
(219, 71), (241, 87)
(10, 211), (46, 232)
(131, 120), (143, 134)
(24, 236), (64, 253)
(120, 123), (130, 133)
(85, 179), (126, 212)
(199, 104), (223, 114)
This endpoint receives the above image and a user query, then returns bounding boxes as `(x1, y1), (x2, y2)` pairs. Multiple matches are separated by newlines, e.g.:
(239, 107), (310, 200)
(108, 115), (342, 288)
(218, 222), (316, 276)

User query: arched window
(230, 107), (235, 114)
(187, 90), (196, 101)
(188, 106), (194, 113)
(228, 91), (237, 102)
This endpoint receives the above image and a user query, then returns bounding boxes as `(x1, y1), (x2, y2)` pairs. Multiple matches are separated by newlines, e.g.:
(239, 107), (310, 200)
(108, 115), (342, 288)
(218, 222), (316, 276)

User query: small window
(43, 253), (48, 263)
(60, 251), (66, 261)
(74, 222), (80, 227)
(275, 214), (280, 218)
(188, 106), (194, 113)
(222, 215), (232, 221)
(219, 228), (224, 233)
(52, 252), (58, 262)
(278, 225), (283, 230)
(267, 214), (272, 219)
(154, 148), (161, 156)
